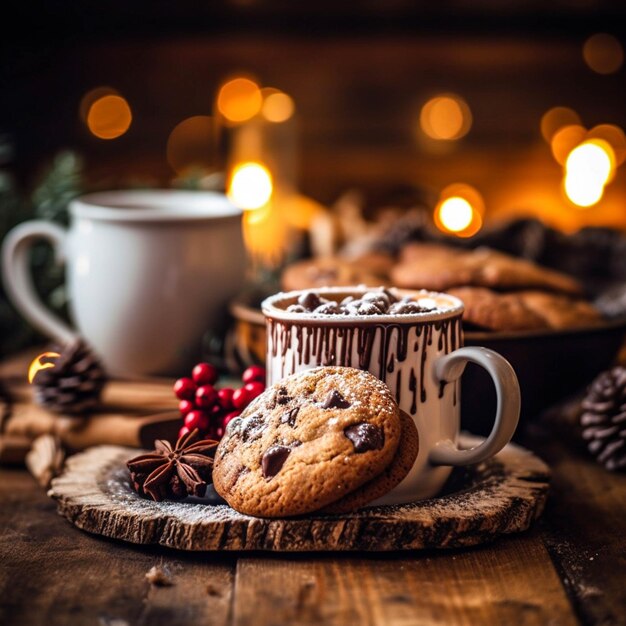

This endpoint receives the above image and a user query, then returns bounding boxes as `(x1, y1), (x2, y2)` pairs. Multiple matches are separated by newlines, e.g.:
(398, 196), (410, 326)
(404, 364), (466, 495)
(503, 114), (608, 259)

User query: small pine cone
(580, 366), (626, 472)
(33, 339), (106, 415)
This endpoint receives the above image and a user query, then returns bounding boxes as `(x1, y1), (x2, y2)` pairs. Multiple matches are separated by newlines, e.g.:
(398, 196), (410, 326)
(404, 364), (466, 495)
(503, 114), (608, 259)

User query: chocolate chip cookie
(392, 246), (582, 296)
(321, 410), (418, 514)
(212, 367), (402, 517)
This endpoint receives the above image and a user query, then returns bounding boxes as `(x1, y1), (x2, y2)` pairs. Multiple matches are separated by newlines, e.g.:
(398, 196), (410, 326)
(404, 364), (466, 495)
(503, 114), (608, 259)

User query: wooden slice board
(49, 436), (550, 552)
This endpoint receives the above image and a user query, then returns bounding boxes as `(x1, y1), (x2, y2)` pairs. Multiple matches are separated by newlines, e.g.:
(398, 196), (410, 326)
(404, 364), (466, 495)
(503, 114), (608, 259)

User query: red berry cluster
(174, 363), (266, 441)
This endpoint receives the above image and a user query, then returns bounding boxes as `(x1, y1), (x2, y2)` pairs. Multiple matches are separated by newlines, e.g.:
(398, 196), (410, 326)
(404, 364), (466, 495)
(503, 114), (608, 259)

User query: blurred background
(1, 0), (626, 354)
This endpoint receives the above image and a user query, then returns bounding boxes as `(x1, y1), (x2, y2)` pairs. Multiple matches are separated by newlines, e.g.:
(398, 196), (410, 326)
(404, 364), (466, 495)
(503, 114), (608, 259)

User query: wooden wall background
(2, 1), (626, 230)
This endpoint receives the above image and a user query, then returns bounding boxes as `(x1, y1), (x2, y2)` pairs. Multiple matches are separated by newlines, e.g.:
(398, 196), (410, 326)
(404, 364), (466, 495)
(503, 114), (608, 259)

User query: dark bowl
(462, 321), (626, 434)
(229, 296), (626, 433)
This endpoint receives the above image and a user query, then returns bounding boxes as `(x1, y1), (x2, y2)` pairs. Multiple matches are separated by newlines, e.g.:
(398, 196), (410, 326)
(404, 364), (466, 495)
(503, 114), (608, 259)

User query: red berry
(179, 399), (195, 416)
(174, 377), (196, 400)
(217, 388), (234, 410)
(184, 409), (210, 431)
(223, 410), (241, 427)
(244, 381), (265, 400)
(192, 362), (218, 386)
(232, 387), (251, 410)
(196, 384), (218, 408)
(242, 365), (266, 385)
(209, 404), (223, 418)
(178, 425), (191, 439)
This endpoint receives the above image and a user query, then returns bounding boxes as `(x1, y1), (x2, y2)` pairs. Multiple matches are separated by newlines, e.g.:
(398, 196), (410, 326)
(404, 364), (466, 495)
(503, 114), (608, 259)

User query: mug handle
(429, 346), (520, 466)
(1, 220), (77, 345)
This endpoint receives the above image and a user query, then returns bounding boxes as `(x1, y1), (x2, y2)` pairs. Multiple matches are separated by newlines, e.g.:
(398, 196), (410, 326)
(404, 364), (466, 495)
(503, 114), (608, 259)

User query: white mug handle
(1, 220), (77, 344)
(429, 346), (520, 466)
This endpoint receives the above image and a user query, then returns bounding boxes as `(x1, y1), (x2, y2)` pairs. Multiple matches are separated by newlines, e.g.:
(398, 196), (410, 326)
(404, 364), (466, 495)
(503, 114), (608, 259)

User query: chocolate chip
(276, 387), (291, 405)
(322, 390), (351, 409)
(281, 406), (299, 427)
(314, 302), (340, 315)
(261, 445), (291, 478)
(344, 423), (384, 453)
(388, 301), (433, 315)
(286, 304), (306, 313)
(298, 291), (322, 311)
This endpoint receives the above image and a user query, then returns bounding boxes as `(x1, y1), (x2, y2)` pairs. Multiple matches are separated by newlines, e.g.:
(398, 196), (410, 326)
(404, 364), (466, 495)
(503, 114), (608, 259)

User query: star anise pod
(127, 429), (218, 501)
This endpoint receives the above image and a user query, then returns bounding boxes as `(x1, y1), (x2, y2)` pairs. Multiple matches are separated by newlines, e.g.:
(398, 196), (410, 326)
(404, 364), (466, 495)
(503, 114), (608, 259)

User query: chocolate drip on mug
(267, 313), (463, 413)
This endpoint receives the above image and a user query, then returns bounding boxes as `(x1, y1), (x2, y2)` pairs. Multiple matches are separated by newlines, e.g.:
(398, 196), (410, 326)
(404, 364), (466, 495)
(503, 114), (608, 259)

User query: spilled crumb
(145, 565), (174, 587)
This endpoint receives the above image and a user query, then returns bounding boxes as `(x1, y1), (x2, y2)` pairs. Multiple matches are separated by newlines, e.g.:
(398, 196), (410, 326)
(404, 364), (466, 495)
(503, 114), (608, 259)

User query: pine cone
(33, 339), (106, 415)
(580, 366), (626, 472)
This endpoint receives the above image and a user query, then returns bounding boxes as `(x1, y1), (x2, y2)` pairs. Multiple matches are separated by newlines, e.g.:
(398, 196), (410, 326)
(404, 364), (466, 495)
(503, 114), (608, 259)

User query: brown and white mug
(262, 287), (520, 504)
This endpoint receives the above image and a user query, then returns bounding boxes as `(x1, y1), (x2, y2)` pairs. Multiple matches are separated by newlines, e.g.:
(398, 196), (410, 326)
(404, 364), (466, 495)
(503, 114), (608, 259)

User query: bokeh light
(438, 197), (474, 232)
(79, 86), (118, 122)
(434, 183), (484, 237)
(86, 94), (132, 140)
(420, 94), (472, 141)
(261, 88), (295, 123)
(217, 77), (263, 123)
(551, 124), (587, 165)
(563, 140), (615, 208)
(583, 33), (624, 75)
(166, 116), (216, 174)
(228, 162), (273, 210)
(588, 124), (626, 166)
(540, 107), (581, 143)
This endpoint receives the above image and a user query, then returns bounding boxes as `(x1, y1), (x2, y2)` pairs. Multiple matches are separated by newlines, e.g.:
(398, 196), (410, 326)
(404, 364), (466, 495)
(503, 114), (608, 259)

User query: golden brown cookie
(448, 286), (602, 331)
(448, 287), (548, 331)
(321, 410), (419, 514)
(212, 367), (402, 518)
(392, 247), (582, 296)
(519, 291), (603, 330)
(281, 257), (388, 292)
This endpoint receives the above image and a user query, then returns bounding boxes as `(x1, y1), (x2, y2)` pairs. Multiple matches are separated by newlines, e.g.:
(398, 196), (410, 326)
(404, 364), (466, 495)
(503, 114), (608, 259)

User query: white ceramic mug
(2, 190), (246, 375)
(262, 287), (520, 504)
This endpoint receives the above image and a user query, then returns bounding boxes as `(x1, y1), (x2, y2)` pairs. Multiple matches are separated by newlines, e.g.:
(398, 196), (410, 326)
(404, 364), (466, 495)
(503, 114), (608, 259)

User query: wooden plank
(0, 469), (235, 626)
(536, 435), (626, 626)
(232, 533), (578, 626)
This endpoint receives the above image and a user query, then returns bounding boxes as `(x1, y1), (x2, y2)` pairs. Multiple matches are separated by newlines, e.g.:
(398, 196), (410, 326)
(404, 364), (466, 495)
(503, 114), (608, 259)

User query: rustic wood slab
(49, 436), (549, 552)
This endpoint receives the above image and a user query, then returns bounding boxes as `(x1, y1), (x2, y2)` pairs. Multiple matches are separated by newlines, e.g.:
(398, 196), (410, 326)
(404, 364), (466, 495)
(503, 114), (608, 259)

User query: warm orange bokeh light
(217, 78), (263, 123)
(434, 184), (484, 237)
(420, 94), (472, 141)
(166, 116), (216, 174)
(563, 139), (615, 208)
(228, 162), (273, 210)
(551, 124), (587, 165)
(261, 89), (295, 123)
(540, 107), (581, 143)
(583, 33), (624, 75)
(28, 352), (60, 384)
(79, 86), (118, 123)
(86, 95), (132, 139)
(588, 124), (626, 166)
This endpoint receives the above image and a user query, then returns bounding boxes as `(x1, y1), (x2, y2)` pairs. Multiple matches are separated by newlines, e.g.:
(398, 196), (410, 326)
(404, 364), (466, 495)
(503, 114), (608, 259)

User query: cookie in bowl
(392, 246), (583, 296)
(448, 286), (603, 331)
(212, 366), (417, 517)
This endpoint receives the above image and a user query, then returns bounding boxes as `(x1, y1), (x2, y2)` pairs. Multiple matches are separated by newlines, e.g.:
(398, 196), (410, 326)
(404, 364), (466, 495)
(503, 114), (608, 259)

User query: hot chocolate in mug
(262, 287), (520, 504)
(2, 190), (245, 375)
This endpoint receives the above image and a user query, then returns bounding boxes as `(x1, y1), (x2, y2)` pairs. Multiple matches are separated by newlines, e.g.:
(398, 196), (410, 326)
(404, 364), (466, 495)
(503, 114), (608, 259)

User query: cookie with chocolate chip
(321, 410), (419, 514)
(212, 367), (402, 517)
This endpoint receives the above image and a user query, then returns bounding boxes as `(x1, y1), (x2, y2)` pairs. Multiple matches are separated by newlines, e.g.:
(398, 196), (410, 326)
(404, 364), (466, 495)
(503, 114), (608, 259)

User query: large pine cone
(33, 339), (106, 415)
(580, 366), (626, 472)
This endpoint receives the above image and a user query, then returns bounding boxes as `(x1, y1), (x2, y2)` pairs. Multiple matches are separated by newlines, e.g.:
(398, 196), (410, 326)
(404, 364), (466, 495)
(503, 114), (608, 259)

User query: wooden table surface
(1, 351), (625, 626)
